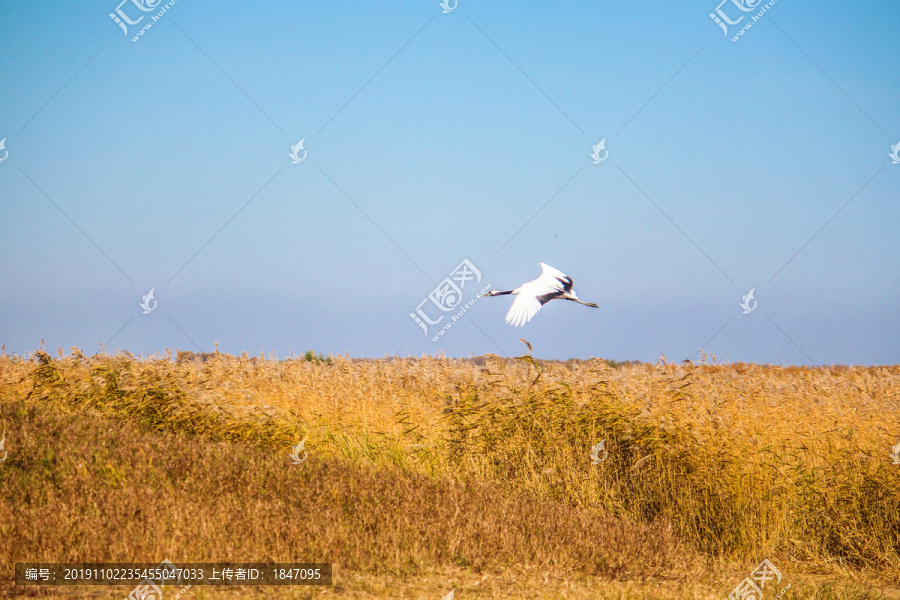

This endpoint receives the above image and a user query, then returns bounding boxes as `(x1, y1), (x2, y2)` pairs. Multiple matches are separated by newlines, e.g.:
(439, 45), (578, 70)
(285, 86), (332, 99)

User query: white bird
(479, 263), (598, 327)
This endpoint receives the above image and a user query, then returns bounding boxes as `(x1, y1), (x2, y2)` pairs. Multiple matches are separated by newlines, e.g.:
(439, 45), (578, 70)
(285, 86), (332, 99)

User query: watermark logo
(110, 0), (156, 35)
(127, 575), (163, 599)
(709, 0), (756, 34)
(590, 138), (608, 164)
(890, 441), (900, 465)
(710, 0), (779, 41)
(291, 437), (308, 465)
(0, 138), (8, 164)
(724, 558), (788, 600)
(0, 438), (7, 463)
(889, 141), (900, 164)
(740, 288), (757, 314)
(140, 288), (157, 314)
(110, 0), (180, 42)
(410, 259), (491, 341)
(289, 138), (307, 164)
(439, 0), (457, 13)
(590, 439), (608, 464)
(127, 558), (190, 600)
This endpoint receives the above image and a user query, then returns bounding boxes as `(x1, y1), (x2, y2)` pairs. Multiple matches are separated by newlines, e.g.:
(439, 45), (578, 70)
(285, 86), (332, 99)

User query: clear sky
(1, 1), (897, 365)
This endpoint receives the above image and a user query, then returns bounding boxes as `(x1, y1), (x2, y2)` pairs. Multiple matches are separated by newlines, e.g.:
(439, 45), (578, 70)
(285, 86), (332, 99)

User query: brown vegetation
(1, 348), (898, 598)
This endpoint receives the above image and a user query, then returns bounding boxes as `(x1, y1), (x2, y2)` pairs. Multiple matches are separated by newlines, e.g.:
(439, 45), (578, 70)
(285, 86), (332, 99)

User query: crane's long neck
(487, 289), (516, 296)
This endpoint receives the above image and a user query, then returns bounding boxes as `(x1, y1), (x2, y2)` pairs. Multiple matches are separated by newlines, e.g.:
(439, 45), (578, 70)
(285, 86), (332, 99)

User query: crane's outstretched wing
(538, 262), (573, 293)
(506, 292), (542, 327)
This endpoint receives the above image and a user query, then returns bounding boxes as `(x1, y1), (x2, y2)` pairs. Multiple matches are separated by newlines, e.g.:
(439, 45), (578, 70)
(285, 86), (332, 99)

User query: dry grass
(1, 347), (899, 598)
(0, 395), (686, 573)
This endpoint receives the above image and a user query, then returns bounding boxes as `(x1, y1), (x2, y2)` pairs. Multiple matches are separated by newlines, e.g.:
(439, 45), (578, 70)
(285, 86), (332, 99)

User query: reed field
(1, 347), (898, 599)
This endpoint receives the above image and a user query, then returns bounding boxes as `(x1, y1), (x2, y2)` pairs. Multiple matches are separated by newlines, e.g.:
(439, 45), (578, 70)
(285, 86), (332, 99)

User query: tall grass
(0, 397), (687, 581)
(1, 348), (898, 581)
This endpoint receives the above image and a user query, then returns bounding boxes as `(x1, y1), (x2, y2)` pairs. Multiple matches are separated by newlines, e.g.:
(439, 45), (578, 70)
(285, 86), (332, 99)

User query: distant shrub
(304, 349), (332, 365)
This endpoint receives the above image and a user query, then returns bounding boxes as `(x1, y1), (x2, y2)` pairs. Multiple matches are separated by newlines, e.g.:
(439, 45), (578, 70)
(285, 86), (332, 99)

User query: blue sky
(0, 1), (897, 364)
